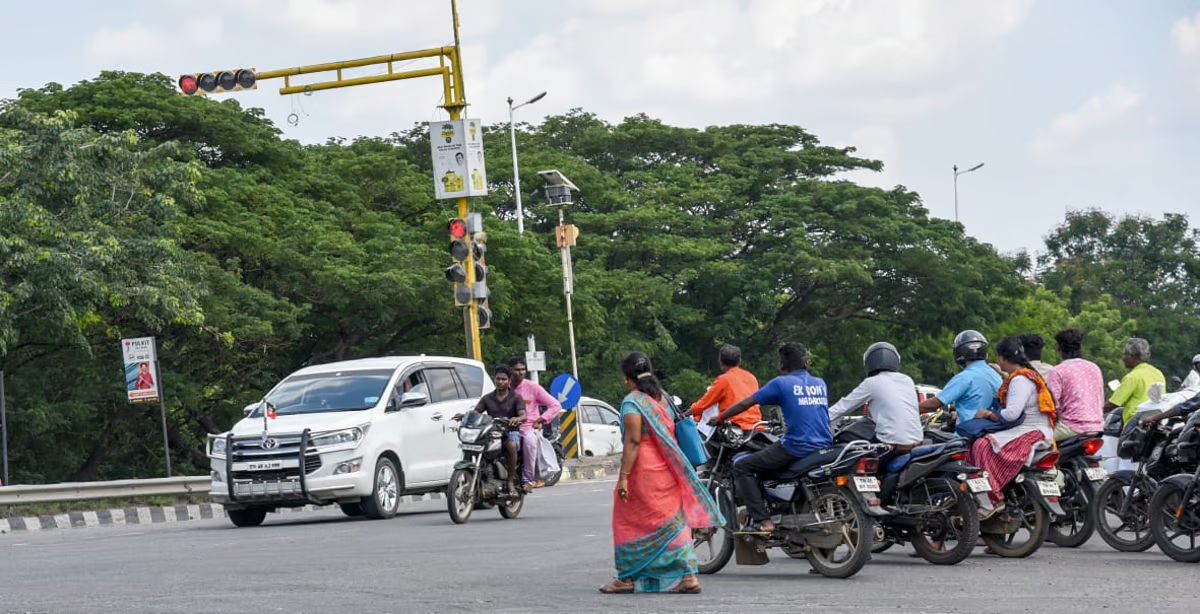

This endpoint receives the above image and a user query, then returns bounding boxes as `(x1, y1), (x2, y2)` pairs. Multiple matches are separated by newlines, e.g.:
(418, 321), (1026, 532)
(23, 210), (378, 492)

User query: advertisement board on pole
(122, 337), (160, 404)
(430, 118), (489, 200)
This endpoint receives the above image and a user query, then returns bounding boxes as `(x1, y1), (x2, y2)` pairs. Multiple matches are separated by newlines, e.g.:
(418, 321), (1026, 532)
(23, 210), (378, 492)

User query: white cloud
(838, 126), (899, 189)
(1172, 10), (1200, 63)
(87, 19), (223, 67)
(225, 0), (502, 44)
(288, 0), (1035, 145)
(1029, 85), (1143, 164)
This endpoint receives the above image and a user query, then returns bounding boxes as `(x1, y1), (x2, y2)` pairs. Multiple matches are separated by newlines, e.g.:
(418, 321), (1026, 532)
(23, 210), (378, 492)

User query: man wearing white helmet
(828, 342), (924, 451)
(1182, 354), (1200, 391)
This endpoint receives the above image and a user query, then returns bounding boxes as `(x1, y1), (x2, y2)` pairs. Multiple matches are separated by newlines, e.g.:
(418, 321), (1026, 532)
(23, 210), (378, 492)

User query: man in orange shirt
(691, 344), (762, 431)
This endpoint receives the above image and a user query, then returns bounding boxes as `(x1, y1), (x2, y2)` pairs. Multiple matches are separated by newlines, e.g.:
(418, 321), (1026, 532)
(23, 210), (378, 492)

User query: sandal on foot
(599, 579), (634, 594)
(669, 580), (701, 594)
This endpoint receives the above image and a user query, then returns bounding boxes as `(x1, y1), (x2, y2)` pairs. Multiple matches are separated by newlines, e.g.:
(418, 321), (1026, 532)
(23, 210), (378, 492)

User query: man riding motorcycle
(828, 341), (924, 464)
(711, 342), (832, 533)
(919, 330), (1003, 428)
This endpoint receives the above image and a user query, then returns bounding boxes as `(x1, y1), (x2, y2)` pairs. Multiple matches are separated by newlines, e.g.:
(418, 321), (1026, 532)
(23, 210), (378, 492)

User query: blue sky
(3, 0), (1199, 255)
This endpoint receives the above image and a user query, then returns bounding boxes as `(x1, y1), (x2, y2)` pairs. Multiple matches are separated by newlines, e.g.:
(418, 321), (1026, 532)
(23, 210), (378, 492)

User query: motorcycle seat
(775, 445), (845, 480)
(885, 441), (965, 473)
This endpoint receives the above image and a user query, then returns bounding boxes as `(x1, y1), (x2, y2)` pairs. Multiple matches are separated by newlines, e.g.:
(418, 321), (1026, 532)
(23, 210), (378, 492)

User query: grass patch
(1, 494), (211, 518)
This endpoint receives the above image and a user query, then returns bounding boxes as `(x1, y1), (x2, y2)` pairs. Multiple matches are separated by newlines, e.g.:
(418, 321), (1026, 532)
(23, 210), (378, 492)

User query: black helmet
(863, 342), (901, 376)
(953, 330), (989, 366)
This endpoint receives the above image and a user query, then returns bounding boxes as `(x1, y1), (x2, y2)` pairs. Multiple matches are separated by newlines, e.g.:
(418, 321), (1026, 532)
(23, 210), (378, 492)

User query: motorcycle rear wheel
(910, 478), (979, 565)
(1048, 472), (1095, 548)
(804, 485), (873, 579)
(499, 493), (524, 519)
(695, 486), (736, 574)
(981, 484), (1048, 558)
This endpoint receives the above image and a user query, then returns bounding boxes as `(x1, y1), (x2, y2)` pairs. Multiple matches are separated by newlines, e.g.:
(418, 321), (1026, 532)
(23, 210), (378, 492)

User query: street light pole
(508, 91), (547, 235)
(952, 162), (985, 223)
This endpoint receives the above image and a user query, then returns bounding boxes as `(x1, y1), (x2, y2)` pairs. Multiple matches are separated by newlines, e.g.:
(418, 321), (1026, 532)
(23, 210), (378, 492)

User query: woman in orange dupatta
(968, 336), (1057, 520)
(600, 352), (725, 594)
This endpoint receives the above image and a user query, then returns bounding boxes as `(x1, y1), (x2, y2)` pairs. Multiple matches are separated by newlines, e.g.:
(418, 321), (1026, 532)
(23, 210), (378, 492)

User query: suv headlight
(209, 436), (227, 458)
(311, 425), (370, 452)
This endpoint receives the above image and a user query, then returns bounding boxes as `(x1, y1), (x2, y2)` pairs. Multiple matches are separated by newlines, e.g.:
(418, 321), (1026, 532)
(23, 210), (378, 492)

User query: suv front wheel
(361, 457), (402, 519)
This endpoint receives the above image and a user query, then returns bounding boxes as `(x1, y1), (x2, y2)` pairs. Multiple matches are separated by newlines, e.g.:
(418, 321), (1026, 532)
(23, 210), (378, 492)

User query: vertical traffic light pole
(184, 0), (485, 360)
(447, 0), (483, 362)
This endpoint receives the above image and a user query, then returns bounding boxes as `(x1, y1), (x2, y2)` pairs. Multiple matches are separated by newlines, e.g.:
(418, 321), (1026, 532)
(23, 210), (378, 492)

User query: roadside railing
(0, 476), (210, 505)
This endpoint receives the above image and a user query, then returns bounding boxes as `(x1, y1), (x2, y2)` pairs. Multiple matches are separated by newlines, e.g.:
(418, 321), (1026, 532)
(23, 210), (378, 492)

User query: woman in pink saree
(600, 352), (724, 594)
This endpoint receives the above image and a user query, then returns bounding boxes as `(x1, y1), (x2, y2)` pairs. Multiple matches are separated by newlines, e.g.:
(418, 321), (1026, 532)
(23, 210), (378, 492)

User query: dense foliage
(1, 72), (1197, 483)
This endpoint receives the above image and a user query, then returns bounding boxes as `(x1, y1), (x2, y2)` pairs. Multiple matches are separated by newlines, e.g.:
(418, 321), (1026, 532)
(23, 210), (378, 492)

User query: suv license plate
(966, 477), (992, 493)
(1037, 480), (1061, 497)
(460, 443), (484, 452)
(853, 476), (880, 492)
(1084, 467), (1108, 482)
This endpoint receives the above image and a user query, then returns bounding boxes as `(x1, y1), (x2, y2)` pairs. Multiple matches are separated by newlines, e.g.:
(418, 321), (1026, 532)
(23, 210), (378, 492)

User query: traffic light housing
(179, 69), (258, 96)
(446, 217), (471, 306)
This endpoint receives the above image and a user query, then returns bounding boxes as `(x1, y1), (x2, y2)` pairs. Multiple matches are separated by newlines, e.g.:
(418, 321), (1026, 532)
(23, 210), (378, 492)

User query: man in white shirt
(1181, 354), (1200, 391)
(828, 342), (924, 450)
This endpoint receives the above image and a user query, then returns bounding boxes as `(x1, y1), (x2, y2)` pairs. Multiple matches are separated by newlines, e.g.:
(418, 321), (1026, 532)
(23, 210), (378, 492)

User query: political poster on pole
(122, 337), (160, 404)
(429, 118), (489, 200)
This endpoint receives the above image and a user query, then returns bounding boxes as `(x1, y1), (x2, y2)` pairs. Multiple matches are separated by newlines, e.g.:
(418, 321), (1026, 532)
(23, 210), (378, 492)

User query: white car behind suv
(207, 355), (493, 527)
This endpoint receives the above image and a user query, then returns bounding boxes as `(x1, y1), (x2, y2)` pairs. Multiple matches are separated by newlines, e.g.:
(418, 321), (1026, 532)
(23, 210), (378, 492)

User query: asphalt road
(1, 480), (1196, 614)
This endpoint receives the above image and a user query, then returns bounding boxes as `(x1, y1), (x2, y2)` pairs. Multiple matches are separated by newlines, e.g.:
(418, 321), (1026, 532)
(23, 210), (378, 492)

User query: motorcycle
(692, 421), (887, 579)
(832, 416), (986, 565)
(1148, 409), (1200, 562)
(921, 406), (1064, 558)
(976, 445), (1065, 558)
(1091, 410), (1193, 552)
(446, 412), (525, 524)
(1046, 430), (1106, 547)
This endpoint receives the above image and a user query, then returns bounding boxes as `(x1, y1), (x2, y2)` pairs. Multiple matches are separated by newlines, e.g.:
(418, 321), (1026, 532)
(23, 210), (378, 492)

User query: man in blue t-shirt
(918, 330), (1003, 427)
(715, 342), (832, 532)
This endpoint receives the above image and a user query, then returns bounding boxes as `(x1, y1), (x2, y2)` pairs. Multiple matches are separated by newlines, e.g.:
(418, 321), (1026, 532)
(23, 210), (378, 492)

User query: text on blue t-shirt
(938, 360), (1003, 425)
(752, 370), (833, 457)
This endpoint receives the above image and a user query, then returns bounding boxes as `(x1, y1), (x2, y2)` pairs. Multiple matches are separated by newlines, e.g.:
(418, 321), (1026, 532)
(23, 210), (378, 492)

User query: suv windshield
(256, 369), (393, 416)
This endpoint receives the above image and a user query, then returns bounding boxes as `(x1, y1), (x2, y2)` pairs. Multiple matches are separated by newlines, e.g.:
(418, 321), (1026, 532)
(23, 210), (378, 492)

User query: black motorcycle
(975, 444), (1064, 558)
(920, 407), (1065, 558)
(1091, 410), (1194, 552)
(446, 412), (525, 524)
(692, 421), (886, 579)
(832, 416), (985, 565)
(1046, 431), (1106, 547)
(1147, 410), (1200, 562)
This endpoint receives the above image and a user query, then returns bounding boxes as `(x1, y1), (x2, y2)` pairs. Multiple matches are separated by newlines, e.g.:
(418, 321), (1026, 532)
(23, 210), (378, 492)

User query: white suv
(207, 356), (493, 527)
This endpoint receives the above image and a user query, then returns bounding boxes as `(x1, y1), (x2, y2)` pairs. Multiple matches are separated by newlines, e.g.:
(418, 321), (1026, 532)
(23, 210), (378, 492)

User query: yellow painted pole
(447, 0), (482, 362)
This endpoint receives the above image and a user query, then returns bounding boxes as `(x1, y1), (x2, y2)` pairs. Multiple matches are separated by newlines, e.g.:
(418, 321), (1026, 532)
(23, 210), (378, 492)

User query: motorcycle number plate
(1084, 468), (1108, 482)
(966, 477), (992, 493)
(853, 476), (880, 492)
(460, 443), (484, 452)
(1037, 480), (1061, 497)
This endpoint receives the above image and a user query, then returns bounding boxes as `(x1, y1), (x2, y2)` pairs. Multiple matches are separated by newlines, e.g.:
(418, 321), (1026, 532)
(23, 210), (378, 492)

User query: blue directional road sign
(549, 373), (582, 410)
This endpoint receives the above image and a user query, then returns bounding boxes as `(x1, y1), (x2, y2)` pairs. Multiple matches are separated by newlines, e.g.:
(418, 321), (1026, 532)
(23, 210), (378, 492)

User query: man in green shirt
(1103, 337), (1167, 425)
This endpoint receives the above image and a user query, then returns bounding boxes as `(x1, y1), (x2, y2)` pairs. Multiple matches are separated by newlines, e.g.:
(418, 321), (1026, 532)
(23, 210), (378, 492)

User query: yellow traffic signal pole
(241, 0), (483, 361)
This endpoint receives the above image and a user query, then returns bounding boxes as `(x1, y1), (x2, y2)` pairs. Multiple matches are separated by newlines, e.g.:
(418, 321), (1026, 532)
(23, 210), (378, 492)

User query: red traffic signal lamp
(448, 218), (467, 239)
(179, 69), (258, 96)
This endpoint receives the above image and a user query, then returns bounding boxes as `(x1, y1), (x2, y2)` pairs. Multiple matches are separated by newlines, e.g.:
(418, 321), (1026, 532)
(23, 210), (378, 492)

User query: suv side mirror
(399, 391), (429, 408)
(243, 403), (259, 417)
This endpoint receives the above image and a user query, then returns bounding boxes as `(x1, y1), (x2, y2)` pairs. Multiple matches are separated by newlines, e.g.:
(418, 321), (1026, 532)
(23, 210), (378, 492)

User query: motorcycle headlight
(310, 425), (370, 451)
(459, 427), (483, 442)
